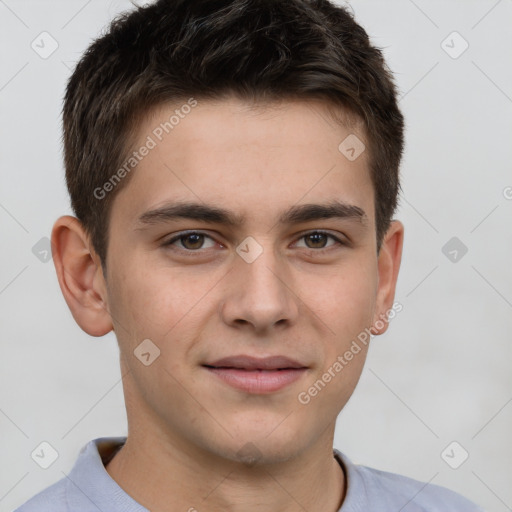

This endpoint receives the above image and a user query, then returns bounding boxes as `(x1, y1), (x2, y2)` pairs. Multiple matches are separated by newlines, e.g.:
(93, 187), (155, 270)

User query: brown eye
(165, 231), (217, 252)
(304, 232), (329, 249)
(179, 233), (206, 250)
(295, 231), (345, 251)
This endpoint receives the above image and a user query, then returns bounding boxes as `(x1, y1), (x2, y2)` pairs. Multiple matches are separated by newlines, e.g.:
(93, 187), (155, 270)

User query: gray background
(1, 0), (511, 511)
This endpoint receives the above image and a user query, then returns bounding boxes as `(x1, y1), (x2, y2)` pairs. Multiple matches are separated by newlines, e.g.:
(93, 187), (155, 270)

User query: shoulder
(335, 450), (485, 512)
(13, 437), (123, 512)
(13, 477), (69, 512)
(357, 464), (483, 511)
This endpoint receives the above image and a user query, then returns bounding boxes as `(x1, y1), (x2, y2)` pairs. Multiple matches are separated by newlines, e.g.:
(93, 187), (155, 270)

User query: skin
(52, 96), (403, 512)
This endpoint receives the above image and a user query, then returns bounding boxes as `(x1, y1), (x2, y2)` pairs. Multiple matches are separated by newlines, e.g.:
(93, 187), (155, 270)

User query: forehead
(111, 96), (374, 228)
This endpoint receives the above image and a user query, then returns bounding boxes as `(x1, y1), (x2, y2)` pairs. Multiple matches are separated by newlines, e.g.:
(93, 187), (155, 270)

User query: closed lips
(203, 355), (307, 371)
(203, 355), (308, 394)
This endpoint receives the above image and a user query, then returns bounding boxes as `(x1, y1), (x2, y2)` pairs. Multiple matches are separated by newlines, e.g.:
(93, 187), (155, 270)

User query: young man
(16, 0), (483, 511)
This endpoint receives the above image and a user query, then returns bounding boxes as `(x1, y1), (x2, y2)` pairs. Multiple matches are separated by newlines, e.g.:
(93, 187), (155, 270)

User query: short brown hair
(63, 0), (404, 269)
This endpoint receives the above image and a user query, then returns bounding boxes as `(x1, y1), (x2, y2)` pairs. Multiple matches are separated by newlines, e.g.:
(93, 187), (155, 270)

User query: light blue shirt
(14, 436), (484, 511)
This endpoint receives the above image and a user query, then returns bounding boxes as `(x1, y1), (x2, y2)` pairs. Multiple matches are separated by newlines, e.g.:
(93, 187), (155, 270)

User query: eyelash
(163, 230), (347, 256)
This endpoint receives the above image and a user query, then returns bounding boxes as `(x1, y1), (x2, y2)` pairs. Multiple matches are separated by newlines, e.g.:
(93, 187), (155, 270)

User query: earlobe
(371, 220), (404, 336)
(51, 215), (113, 337)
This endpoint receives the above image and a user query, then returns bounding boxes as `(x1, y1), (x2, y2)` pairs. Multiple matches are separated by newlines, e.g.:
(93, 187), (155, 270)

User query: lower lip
(204, 367), (307, 393)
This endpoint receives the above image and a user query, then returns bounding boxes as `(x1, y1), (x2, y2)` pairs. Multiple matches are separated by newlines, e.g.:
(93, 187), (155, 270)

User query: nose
(219, 240), (300, 334)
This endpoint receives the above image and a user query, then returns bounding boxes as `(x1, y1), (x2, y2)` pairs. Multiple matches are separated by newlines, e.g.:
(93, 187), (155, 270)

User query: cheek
(307, 260), (378, 341)
(107, 263), (196, 399)
(106, 259), (173, 344)
(107, 254), (212, 360)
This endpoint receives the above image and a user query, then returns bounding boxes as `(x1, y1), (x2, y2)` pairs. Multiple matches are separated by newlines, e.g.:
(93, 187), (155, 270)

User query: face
(100, 96), (394, 464)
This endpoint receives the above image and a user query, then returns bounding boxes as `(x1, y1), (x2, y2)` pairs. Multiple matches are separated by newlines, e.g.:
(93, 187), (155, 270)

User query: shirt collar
(65, 436), (148, 512)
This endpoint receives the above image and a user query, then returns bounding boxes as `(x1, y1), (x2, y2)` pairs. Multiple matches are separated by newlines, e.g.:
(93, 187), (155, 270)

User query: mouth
(202, 355), (308, 394)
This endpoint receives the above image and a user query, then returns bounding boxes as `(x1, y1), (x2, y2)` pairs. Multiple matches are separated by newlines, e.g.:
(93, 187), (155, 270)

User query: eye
(164, 231), (218, 252)
(293, 231), (346, 251)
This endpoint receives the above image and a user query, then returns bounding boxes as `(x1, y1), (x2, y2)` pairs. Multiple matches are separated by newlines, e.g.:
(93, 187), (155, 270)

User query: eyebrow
(136, 200), (367, 229)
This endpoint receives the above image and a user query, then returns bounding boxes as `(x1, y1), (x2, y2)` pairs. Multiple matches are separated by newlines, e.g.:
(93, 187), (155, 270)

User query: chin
(214, 422), (307, 467)
(230, 442), (300, 467)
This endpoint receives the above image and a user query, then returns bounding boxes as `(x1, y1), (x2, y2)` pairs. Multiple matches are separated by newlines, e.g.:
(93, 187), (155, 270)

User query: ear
(51, 215), (113, 337)
(370, 220), (404, 335)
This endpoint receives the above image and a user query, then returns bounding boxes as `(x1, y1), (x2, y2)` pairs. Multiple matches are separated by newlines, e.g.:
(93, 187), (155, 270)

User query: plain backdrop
(1, 1), (511, 511)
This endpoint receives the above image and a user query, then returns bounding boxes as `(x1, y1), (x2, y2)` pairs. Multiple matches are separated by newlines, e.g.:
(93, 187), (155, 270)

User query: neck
(105, 429), (345, 512)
